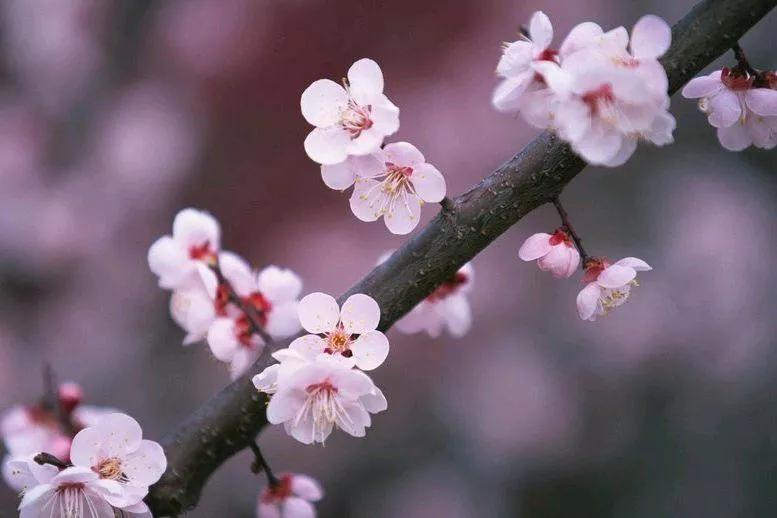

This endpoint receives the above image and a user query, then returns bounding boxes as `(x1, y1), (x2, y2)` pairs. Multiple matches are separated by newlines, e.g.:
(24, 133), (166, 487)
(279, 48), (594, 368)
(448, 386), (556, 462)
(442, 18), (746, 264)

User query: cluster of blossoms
(253, 292), (389, 444)
(3, 389), (166, 518)
(148, 208), (303, 379)
(257, 473), (324, 518)
(301, 59), (447, 234)
(493, 11), (675, 166)
(682, 66), (777, 150)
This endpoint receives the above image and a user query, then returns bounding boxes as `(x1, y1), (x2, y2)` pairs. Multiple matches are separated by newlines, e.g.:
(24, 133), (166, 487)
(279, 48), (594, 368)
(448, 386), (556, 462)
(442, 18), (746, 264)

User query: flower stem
(732, 43), (758, 76)
(249, 440), (280, 488)
(34, 453), (70, 470)
(210, 264), (273, 343)
(551, 197), (589, 267)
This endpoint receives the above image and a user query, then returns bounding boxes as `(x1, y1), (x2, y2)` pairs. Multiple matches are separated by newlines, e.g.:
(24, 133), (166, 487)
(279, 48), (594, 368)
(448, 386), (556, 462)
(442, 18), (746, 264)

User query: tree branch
(147, 0), (777, 513)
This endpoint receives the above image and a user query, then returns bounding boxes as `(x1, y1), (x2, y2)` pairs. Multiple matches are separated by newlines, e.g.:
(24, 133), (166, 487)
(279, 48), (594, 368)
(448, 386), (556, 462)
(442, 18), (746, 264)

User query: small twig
(249, 440), (280, 488)
(551, 197), (589, 267)
(34, 453), (70, 470)
(439, 197), (456, 214)
(732, 43), (758, 76)
(210, 264), (273, 344)
(41, 364), (76, 437)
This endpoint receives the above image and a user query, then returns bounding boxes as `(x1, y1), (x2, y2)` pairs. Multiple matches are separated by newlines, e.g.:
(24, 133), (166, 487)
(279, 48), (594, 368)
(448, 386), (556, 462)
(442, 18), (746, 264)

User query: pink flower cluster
(493, 11), (675, 167)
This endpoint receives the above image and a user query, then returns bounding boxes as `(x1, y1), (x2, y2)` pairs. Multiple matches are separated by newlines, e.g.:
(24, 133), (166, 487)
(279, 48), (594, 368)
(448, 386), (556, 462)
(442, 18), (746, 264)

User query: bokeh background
(0, 0), (775, 516)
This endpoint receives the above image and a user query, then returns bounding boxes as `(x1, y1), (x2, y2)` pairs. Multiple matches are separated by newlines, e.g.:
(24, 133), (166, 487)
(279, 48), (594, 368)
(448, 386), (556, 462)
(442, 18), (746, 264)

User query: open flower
(148, 208), (220, 290)
(170, 284), (216, 345)
(394, 261), (474, 338)
(266, 355), (387, 444)
(682, 68), (777, 150)
(69, 413), (167, 510)
(301, 58), (399, 165)
(518, 229), (580, 278)
(17, 465), (121, 518)
(576, 257), (652, 321)
(257, 473), (324, 518)
(294, 292), (389, 370)
(347, 142), (446, 234)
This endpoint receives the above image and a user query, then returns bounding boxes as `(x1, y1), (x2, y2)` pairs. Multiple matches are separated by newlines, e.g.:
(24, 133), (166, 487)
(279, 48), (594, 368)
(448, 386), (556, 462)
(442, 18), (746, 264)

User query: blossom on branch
(682, 68), (777, 150)
(257, 473), (324, 518)
(576, 257), (652, 321)
(301, 58), (399, 165)
(518, 229), (580, 278)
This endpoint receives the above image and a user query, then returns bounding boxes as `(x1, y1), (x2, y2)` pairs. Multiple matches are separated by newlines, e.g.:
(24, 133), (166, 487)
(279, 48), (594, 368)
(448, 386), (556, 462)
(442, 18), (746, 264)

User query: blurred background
(0, 0), (775, 516)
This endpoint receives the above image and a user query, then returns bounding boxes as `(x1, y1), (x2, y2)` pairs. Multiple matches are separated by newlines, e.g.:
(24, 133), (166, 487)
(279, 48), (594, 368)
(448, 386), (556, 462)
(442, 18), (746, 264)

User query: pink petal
(745, 88), (777, 116)
(600, 136), (638, 168)
(347, 58), (384, 104)
(69, 426), (104, 469)
(266, 388), (306, 424)
(290, 474), (324, 501)
(298, 292), (340, 334)
(492, 74), (532, 112)
(716, 122), (752, 151)
(518, 233), (552, 261)
(410, 163), (446, 203)
(89, 413), (143, 458)
(681, 71), (723, 98)
(707, 90), (742, 128)
(644, 111), (676, 146)
(206, 318), (239, 362)
(303, 127), (350, 165)
(369, 95), (400, 135)
(345, 126), (384, 156)
(172, 208), (220, 250)
(383, 141), (425, 166)
(613, 257), (652, 271)
(340, 293), (381, 334)
(122, 440), (167, 486)
(147, 236), (188, 287)
(349, 178), (384, 222)
(350, 331), (389, 371)
(265, 301), (302, 338)
(576, 283), (601, 321)
(300, 79), (347, 127)
(496, 40), (532, 77)
(747, 114), (777, 149)
(630, 15), (671, 59)
(320, 161), (356, 190)
(443, 295), (472, 337)
(384, 193), (421, 235)
(529, 11), (553, 50)
(331, 368), (376, 398)
(559, 21), (603, 58)
(360, 387), (388, 413)
(597, 264), (636, 288)
(572, 123), (623, 165)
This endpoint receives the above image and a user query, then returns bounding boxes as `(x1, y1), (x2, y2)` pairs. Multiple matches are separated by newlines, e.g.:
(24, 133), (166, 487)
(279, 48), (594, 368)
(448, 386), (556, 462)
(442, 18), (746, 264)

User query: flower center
(324, 328), (354, 356)
(582, 84), (615, 116)
(599, 280), (638, 313)
(297, 380), (353, 442)
(548, 228), (573, 247)
(721, 67), (754, 91)
(537, 48), (559, 62)
(188, 241), (216, 262)
(582, 258), (610, 284)
(340, 101), (373, 139)
(96, 457), (124, 480)
(428, 271), (469, 302)
(261, 474), (293, 504)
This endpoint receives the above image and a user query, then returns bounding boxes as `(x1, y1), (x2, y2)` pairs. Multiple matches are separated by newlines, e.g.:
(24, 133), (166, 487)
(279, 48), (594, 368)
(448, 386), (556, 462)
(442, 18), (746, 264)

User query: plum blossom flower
(577, 257), (652, 321)
(148, 208), (220, 290)
(293, 292), (389, 371)
(518, 229), (580, 278)
(69, 413), (166, 510)
(1, 405), (72, 462)
(206, 252), (303, 379)
(257, 473), (324, 518)
(343, 142), (446, 234)
(682, 68), (777, 150)
(301, 58), (399, 165)
(169, 283), (216, 345)
(265, 354), (387, 444)
(391, 257), (474, 338)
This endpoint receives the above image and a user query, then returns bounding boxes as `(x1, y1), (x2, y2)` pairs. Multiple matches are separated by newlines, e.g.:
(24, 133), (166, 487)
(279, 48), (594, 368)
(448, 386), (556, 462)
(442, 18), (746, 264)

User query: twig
(210, 264), (273, 344)
(249, 440), (280, 488)
(732, 42), (758, 75)
(41, 364), (76, 437)
(551, 197), (589, 267)
(34, 453), (70, 470)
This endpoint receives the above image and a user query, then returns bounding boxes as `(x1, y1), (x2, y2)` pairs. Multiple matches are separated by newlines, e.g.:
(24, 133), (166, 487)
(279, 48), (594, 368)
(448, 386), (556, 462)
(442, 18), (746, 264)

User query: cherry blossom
(69, 412), (167, 510)
(257, 473), (324, 518)
(682, 68), (777, 150)
(301, 58), (399, 165)
(345, 142), (446, 234)
(518, 229), (580, 278)
(265, 354), (387, 444)
(392, 258), (475, 338)
(148, 208), (220, 290)
(17, 465), (121, 518)
(294, 292), (389, 370)
(576, 257), (652, 321)
(169, 283), (216, 345)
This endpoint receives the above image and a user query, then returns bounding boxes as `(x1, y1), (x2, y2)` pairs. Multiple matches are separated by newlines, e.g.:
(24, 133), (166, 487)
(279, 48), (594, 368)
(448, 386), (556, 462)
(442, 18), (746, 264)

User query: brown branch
(34, 453), (70, 470)
(551, 197), (589, 266)
(210, 263), (273, 344)
(147, 0), (777, 513)
(249, 440), (280, 487)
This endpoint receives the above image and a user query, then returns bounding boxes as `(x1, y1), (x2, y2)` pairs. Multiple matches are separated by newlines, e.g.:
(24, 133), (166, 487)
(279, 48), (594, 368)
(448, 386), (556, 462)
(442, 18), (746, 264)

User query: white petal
(600, 136), (638, 167)
(172, 208), (220, 251)
(288, 334), (327, 360)
(384, 193), (422, 235)
(147, 236), (188, 288)
(572, 123), (623, 165)
(253, 364), (279, 393)
(298, 292), (340, 334)
(745, 88), (777, 116)
(300, 79), (347, 127)
(229, 347), (261, 380)
(559, 21), (603, 57)
(350, 178), (384, 222)
(614, 257), (652, 271)
(630, 15), (671, 59)
(518, 233), (552, 261)
(266, 389), (306, 424)
(19, 483), (53, 507)
(707, 90), (742, 128)
(347, 58), (384, 103)
(321, 161), (356, 190)
(716, 122), (752, 151)
(206, 318), (239, 362)
(528, 11), (553, 50)
(257, 502), (282, 518)
(443, 295), (472, 337)
(340, 293), (381, 334)
(747, 114), (777, 149)
(304, 127), (350, 165)
(122, 440), (167, 486)
(219, 250), (253, 295)
(346, 127), (385, 156)
(383, 141), (425, 166)
(360, 386), (388, 413)
(282, 497), (317, 518)
(369, 95), (400, 136)
(681, 71), (723, 98)
(496, 40), (532, 77)
(331, 368), (376, 398)
(350, 331), (389, 371)
(409, 163), (446, 203)
(492, 75), (532, 112)
(597, 264), (636, 288)
(256, 265), (302, 303)
(644, 111), (676, 146)
(83, 413), (142, 459)
(290, 474), (324, 501)
(266, 301), (302, 338)
(576, 283), (601, 321)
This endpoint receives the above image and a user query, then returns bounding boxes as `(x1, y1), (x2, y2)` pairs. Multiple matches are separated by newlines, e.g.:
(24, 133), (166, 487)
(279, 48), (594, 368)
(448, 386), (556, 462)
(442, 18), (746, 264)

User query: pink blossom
(257, 473), (324, 518)
(577, 257), (652, 321)
(682, 68), (777, 150)
(301, 58), (399, 165)
(518, 229), (580, 278)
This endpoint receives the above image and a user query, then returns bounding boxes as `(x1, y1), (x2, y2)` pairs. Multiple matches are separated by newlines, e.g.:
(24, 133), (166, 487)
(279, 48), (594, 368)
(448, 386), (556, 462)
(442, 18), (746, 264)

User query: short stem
(41, 364), (76, 437)
(439, 197), (455, 212)
(249, 440), (280, 488)
(551, 197), (589, 267)
(210, 264), (273, 344)
(34, 453), (70, 470)
(732, 43), (758, 75)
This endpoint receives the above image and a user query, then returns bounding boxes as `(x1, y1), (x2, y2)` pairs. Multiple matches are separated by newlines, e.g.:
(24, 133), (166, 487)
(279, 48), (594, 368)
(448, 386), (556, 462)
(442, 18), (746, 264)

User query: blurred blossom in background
(1, 0), (776, 516)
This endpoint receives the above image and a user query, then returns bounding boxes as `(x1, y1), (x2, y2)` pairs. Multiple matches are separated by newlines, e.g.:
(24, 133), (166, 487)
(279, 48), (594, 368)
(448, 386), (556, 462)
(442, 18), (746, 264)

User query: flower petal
(300, 79), (347, 127)
(360, 386), (388, 413)
(282, 497), (317, 518)
(613, 257), (652, 271)
(266, 300), (302, 338)
(716, 122), (752, 151)
(443, 294), (472, 337)
(410, 163), (446, 203)
(298, 292), (340, 334)
(288, 334), (327, 360)
(576, 283), (601, 321)
(745, 88), (777, 116)
(496, 40), (532, 77)
(348, 58), (384, 104)
(122, 440), (167, 486)
(266, 388), (306, 424)
(206, 318), (239, 362)
(340, 293), (381, 334)
(528, 11), (553, 50)
(256, 266), (303, 303)
(597, 264), (636, 288)
(518, 233), (552, 261)
(559, 21), (603, 57)
(172, 208), (220, 250)
(304, 127), (350, 165)
(320, 161), (356, 190)
(630, 15), (671, 59)
(707, 90), (742, 128)
(147, 236), (188, 289)
(383, 141), (425, 166)
(350, 331), (389, 371)
(87, 413), (143, 459)
(384, 193), (422, 235)
(681, 71), (723, 98)
(350, 178), (384, 222)
(290, 474), (324, 501)
(492, 74), (532, 112)
(370, 95), (400, 135)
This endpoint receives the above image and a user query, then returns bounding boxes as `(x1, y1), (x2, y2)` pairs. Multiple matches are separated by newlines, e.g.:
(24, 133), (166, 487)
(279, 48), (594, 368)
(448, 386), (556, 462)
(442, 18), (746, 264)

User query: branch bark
(147, 0), (776, 513)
